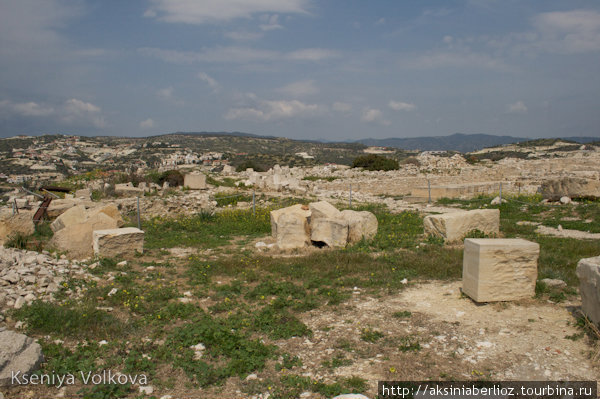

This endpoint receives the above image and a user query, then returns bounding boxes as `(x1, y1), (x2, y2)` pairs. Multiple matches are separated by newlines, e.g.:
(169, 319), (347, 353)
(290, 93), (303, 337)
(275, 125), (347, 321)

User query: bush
(146, 169), (184, 187)
(235, 160), (265, 173)
(351, 154), (399, 171)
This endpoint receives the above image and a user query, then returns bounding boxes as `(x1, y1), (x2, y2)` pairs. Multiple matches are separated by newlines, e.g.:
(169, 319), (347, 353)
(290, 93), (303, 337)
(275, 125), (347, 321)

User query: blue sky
(1, 0), (599, 140)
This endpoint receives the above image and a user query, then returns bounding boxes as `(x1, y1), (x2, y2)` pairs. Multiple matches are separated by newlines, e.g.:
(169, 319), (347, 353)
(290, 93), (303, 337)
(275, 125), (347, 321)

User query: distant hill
(356, 133), (599, 152)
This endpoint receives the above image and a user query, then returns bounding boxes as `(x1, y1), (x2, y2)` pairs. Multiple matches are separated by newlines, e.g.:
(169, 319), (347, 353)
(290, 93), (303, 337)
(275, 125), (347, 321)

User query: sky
(1, 0), (600, 141)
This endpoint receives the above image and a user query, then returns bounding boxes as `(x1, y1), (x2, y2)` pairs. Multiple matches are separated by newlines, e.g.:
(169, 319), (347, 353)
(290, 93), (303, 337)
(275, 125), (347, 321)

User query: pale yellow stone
(462, 238), (539, 302)
(424, 209), (499, 243)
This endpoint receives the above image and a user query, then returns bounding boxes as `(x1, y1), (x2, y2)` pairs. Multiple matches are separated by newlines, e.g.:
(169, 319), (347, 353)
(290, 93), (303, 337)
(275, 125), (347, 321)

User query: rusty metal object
(33, 196), (52, 224)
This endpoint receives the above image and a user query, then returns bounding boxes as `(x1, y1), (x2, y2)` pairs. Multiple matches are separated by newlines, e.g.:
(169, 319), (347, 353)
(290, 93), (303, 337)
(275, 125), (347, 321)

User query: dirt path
(284, 281), (599, 398)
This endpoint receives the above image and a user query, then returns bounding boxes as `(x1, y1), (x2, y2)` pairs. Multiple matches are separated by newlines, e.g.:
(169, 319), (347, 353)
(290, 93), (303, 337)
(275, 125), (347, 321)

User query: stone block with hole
(462, 238), (539, 302)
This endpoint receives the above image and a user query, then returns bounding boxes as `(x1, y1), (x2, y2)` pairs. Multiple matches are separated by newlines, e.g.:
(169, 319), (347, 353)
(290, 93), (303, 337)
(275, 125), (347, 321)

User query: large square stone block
(424, 209), (499, 243)
(462, 238), (539, 302)
(576, 256), (600, 325)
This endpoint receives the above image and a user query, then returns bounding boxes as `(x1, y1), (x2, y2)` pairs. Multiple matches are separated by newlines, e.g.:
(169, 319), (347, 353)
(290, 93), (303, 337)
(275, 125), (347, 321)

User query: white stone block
(93, 228), (144, 258)
(576, 256), (600, 325)
(424, 209), (499, 243)
(462, 238), (539, 302)
(184, 173), (207, 190)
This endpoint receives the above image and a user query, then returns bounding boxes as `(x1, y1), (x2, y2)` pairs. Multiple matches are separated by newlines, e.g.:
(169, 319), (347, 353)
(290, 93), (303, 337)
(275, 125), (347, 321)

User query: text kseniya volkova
(12, 370), (147, 388)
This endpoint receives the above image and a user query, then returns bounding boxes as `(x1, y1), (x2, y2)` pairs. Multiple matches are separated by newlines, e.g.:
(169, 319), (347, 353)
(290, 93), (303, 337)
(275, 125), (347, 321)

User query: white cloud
(156, 86), (185, 105)
(62, 98), (105, 128)
(276, 79), (319, 97)
(532, 9), (600, 53)
(507, 100), (527, 114)
(405, 50), (509, 70)
(140, 118), (155, 129)
(286, 48), (339, 61)
(375, 18), (385, 25)
(197, 72), (220, 91)
(1, 97), (106, 128)
(0, 100), (55, 117)
(260, 14), (283, 31)
(332, 102), (352, 112)
(226, 98), (323, 121)
(224, 31), (264, 41)
(145, 0), (310, 24)
(361, 108), (390, 126)
(139, 46), (339, 64)
(389, 100), (416, 112)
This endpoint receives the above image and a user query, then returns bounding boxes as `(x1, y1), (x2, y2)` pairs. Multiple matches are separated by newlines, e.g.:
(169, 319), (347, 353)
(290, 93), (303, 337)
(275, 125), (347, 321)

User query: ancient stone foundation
(576, 256), (600, 325)
(462, 238), (539, 302)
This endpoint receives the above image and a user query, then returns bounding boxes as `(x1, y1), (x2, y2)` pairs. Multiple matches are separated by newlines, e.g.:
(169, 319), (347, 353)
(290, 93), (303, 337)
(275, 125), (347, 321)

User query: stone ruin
(423, 209), (499, 243)
(462, 238), (539, 302)
(270, 201), (378, 250)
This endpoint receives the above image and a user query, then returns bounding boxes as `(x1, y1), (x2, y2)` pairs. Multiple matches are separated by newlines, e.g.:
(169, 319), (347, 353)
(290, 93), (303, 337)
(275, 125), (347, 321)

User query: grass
(10, 193), (600, 396)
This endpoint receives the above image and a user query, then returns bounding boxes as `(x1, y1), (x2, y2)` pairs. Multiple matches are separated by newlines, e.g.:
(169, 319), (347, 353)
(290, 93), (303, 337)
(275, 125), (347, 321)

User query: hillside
(357, 133), (599, 152)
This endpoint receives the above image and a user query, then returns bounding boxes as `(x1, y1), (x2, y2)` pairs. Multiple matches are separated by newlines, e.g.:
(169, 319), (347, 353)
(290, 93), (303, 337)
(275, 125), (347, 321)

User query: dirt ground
(159, 280), (599, 399)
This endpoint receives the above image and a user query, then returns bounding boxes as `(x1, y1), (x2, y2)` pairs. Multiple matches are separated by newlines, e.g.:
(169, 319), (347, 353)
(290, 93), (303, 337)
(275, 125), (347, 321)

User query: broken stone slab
(46, 199), (77, 218)
(309, 201), (341, 220)
(93, 227), (145, 258)
(0, 213), (35, 245)
(340, 210), (378, 243)
(541, 177), (600, 200)
(576, 256), (600, 325)
(424, 209), (499, 243)
(88, 204), (124, 227)
(0, 330), (44, 387)
(50, 212), (118, 259)
(310, 217), (348, 248)
(462, 238), (539, 302)
(184, 172), (207, 190)
(74, 188), (91, 199)
(270, 204), (310, 239)
(276, 212), (311, 250)
(50, 204), (87, 232)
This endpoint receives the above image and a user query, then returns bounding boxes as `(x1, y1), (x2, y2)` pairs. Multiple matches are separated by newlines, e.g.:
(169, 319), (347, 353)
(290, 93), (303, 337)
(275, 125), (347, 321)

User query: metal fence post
(137, 196), (141, 230)
(12, 200), (16, 216)
(428, 179), (431, 204)
(349, 184), (352, 208)
(252, 190), (256, 217)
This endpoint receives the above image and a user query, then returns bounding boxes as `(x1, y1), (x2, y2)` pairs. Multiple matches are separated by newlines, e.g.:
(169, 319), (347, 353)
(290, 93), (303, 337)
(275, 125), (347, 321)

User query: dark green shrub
(351, 154), (399, 171)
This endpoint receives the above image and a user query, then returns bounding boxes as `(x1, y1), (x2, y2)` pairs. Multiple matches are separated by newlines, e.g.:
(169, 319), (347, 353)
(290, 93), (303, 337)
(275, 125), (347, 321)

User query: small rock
(540, 278), (567, 289)
(245, 373), (258, 381)
(117, 261), (128, 267)
(13, 296), (26, 309)
(139, 386), (154, 395)
(160, 396), (173, 399)
(98, 340), (108, 346)
(560, 196), (572, 204)
(107, 288), (118, 297)
(557, 224), (563, 231)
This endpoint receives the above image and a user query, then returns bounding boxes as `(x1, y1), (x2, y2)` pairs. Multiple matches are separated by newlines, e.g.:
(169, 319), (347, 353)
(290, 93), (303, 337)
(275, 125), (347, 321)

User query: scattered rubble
(0, 246), (95, 310)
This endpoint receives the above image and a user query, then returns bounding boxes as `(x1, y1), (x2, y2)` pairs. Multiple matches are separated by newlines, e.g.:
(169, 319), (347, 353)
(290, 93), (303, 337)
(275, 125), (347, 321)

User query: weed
(253, 305), (312, 339)
(14, 301), (125, 339)
(322, 353), (353, 369)
(4, 232), (29, 249)
(360, 328), (384, 343)
(399, 335), (422, 352)
(78, 383), (131, 399)
(275, 353), (303, 371)
(392, 310), (412, 318)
